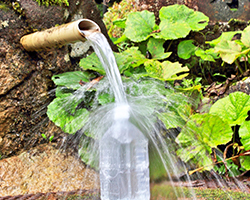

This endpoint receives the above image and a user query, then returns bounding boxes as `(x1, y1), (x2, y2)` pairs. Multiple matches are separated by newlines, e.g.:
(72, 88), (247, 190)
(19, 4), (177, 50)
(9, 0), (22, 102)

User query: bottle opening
(78, 19), (101, 36)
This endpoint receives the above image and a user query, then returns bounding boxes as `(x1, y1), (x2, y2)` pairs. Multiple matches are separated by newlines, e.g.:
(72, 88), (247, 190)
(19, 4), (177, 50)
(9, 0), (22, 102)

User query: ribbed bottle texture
(99, 119), (150, 200)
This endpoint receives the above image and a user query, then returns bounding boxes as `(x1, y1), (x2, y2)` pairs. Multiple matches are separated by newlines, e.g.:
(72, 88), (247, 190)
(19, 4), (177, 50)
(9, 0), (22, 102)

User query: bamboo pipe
(20, 19), (101, 51)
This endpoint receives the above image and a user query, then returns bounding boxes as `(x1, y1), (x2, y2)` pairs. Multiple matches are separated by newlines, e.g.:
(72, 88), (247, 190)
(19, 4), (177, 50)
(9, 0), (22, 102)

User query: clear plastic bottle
(99, 104), (150, 200)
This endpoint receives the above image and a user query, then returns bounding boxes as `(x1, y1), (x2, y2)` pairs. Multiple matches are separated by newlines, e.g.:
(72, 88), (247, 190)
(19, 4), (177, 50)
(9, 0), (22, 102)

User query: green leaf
(147, 37), (171, 60)
(145, 60), (189, 81)
(161, 61), (189, 81)
(115, 47), (146, 73)
(207, 31), (242, 47)
(177, 40), (196, 59)
(55, 86), (74, 98)
(176, 113), (233, 170)
(239, 120), (250, 150)
(47, 96), (89, 134)
(79, 53), (105, 75)
(209, 92), (250, 126)
(97, 93), (114, 105)
(158, 5), (209, 40)
(52, 71), (90, 90)
(195, 49), (216, 62)
(240, 156), (250, 170)
(41, 133), (47, 139)
(158, 111), (186, 129)
(242, 26), (250, 47)
(160, 92), (192, 128)
(113, 34), (128, 44)
(124, 10), (156, 42)
(113, 18), (126, 29)
(49, 135), (54, 142)
(214, 40), (242, 64)
(144, 60), (163, 79)
(79, 137), (98, 169)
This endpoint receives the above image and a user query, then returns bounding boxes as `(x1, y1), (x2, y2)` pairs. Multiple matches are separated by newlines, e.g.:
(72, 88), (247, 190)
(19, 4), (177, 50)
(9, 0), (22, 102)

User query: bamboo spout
(20, 19), (101, 51)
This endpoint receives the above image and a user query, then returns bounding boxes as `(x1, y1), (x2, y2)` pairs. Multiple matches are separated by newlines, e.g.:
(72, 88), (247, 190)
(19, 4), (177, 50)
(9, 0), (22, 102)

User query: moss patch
(151, 182), (250, 200)
(33, 0), (69, 7)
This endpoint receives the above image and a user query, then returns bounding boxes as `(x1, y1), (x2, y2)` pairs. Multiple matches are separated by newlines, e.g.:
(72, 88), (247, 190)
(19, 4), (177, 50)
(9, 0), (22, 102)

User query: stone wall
(0, 0), (113, 158)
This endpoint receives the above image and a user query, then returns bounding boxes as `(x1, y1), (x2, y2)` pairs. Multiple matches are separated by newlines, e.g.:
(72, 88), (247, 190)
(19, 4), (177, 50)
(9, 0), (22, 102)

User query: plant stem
(244, 57), (248, 71)
(166, 40), (173, 52)
(235, 59), (244, 74)
(232, 126), (236, 156)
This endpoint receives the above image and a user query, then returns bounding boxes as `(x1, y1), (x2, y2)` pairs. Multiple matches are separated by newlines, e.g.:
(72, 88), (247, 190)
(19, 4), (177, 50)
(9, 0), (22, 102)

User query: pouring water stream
(86, 32), (150, 200)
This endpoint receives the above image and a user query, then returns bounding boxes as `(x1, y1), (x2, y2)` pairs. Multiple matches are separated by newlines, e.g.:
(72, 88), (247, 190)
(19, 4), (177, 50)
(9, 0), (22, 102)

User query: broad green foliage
(209, 91), (250, 171)
(214, 40), (242, 64)
(124, 10), (157, 42)
(177, 40), (196, 60)
(211, 26), (250, 67)
(79, 53), (105, 75)
(78, 137), (98, 169)
(177, 25), (250, 76)
(241, 26), (250, 47)
(194, 49), (217, 62)
(47, 71), (96, 134)
(115, 47), (147, 72)
(177, 91), (250, 173)
(178, 40), (217, 62)
(209, 91), (250, 126)
(124, 4), (209, 42)
(158, 93), (192, 129)
(144, 60), (189, 81)
(207, 31), (242, 47)
(239, 121), (250, 150)
(47, 96), (89, 134)
(158, 5), (209, 40)
(52, 71), (90, 90)
(147, 38), (172, 60)
(176, 113), (233, 170)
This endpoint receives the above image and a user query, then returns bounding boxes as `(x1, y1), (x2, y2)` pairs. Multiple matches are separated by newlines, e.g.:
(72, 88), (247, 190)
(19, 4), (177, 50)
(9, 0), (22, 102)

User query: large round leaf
(147, 37), (171, 60)
(79, 53), (105, 75)
(158, 5), (209, 40)
(214, 40), (242, 64)
(176, 113), (233, 170)
(52, 71), (90, 90)
(209, 92), (250, 126)
(242, 25), (250, 47)
(177, 40), (196, 60)
(47, 96), (89, 134)
(124, 10), (156, 42)
(144, 60), (189, 81)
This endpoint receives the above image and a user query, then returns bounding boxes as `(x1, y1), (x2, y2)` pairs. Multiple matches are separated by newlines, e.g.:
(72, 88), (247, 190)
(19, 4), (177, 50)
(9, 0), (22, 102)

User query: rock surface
(0, 0), (114, 159)
(0, 143), (99, 197)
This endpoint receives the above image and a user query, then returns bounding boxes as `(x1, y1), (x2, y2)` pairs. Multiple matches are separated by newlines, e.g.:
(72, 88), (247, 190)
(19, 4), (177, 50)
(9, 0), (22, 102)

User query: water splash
(66, 31), (249, 199)
(87, 32), (126, 104)
(86, 32), (150, 199)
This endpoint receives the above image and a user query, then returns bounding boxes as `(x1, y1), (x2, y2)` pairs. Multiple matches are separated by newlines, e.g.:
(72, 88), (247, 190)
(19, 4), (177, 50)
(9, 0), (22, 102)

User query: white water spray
(86, 32), (150, 199)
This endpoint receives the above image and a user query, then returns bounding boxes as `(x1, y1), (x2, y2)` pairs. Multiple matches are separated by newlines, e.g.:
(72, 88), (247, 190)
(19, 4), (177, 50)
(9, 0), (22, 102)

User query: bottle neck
(114, 104), (130, 121)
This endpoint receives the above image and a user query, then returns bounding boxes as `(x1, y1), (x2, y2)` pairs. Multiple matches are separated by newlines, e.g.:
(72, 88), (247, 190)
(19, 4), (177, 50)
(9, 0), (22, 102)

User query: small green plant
(41, 133), (54, 142)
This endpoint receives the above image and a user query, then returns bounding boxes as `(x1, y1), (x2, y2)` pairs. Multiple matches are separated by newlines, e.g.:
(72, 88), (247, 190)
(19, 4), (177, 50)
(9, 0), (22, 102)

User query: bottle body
(99, 119), (150, 200)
